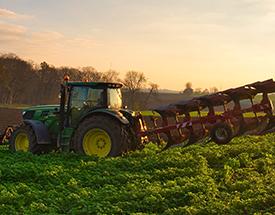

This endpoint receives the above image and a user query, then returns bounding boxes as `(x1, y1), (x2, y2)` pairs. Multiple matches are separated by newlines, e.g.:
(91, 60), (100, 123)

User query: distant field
(0, 104), (29, 109)
(0, 108), (22, 131)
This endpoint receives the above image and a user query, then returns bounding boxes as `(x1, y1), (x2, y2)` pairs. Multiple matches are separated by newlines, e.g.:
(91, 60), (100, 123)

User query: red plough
(136, 79), (275, 148)
(0, 126), (14, 144)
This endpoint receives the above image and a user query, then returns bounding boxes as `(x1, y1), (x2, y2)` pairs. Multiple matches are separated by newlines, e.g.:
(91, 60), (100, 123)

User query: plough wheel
(211, 122), (233, 145)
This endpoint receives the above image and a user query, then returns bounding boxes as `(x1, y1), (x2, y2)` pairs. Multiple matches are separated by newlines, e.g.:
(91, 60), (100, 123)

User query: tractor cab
(62, 82), (123, 127)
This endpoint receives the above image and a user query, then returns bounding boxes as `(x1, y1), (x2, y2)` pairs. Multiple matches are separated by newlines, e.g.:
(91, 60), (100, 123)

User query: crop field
(1, 107), (275, 214)
(0, 134), (275, 214)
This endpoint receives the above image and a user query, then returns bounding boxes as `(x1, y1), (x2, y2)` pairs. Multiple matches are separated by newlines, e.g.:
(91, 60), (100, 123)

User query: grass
(0, 134), (275, 214)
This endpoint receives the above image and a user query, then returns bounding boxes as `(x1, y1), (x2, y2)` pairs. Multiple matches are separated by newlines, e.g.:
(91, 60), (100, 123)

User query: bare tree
(194, 88), (202, 93)
(38, 62), (61, 103)
(123, 71), (147, 92)
(0, 64), (12, 103)
(82, 67), (103, 81)
(123, 71), (147, 109)
(186, 82), (192, 89)
(0, 55), (33, 104)
(102, 70), (120, 82)
(81, 68), (120, 83)
(143, 83), (159, 108)
(182, 82), (194, 96)
(203, 89), (210, 94)
(210, 87), (219, 93)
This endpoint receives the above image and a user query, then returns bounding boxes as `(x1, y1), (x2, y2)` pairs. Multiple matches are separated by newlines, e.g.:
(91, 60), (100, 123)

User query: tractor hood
(22, 105), (60, 120)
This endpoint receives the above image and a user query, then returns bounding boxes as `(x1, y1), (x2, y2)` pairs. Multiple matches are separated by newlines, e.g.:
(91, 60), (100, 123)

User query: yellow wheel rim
(15, 132), (30, 152)
(83, 128), (112, 157)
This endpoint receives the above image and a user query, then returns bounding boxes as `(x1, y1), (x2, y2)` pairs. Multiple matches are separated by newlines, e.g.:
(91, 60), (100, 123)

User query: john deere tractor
(10, 80), (138, 157)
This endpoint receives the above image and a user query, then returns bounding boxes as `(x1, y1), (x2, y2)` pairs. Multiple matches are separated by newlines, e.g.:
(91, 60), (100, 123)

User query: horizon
(1, 1), (275, 90)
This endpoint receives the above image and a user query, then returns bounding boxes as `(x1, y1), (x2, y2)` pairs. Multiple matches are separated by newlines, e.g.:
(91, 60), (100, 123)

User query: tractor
(9, 79), (138, 157)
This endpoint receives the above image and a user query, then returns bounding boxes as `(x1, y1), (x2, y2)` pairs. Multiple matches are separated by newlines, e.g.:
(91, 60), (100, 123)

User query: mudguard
(24, 120), (51, 144)
(80, 109), (130, 125)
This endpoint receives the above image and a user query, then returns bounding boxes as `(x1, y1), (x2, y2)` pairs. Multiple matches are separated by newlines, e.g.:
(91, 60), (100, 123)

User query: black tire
(72, 115), (131, 157)
(210, 122), (233, 145)
(9, 124), (48, 154)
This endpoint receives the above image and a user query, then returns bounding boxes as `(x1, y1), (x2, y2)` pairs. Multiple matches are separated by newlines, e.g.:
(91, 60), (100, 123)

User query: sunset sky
(1, 0), (275, 90)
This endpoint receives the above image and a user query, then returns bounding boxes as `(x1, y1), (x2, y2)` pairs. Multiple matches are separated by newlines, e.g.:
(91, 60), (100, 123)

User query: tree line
(0, 54), (158, 109)
(0, 53), (219, 109)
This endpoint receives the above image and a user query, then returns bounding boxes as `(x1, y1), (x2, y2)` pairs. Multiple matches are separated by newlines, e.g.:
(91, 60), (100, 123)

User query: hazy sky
(1, 0), (275, 90)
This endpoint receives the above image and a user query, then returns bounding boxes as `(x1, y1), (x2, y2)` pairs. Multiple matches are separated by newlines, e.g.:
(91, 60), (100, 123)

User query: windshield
(71, 87), (105, 109)
(108, 88), (122, 109)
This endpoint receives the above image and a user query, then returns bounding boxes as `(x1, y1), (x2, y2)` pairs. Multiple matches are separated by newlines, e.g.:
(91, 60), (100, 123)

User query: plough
(0, 126), (14, 144)
(136, 79), (275, 148)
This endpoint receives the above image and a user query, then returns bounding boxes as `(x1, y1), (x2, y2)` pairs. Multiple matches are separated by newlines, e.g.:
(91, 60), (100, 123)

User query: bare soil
(0, 108), (22, 131)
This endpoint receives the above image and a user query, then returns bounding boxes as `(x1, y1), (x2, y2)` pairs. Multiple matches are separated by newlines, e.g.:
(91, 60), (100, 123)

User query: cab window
(108, 88), (122, 109)
(69, 86), (106, 126)
(70, 87), (105, 109)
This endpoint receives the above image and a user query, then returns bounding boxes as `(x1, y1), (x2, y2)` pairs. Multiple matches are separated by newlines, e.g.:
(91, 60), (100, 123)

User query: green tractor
(10, 81), (138, 157)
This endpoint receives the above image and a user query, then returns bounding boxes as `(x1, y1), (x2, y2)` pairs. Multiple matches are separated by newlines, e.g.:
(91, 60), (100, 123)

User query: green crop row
(0, 134), (275, 214)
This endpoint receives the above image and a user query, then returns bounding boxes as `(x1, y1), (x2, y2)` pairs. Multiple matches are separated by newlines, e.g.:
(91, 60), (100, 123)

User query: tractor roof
(66, 82), (123, 88)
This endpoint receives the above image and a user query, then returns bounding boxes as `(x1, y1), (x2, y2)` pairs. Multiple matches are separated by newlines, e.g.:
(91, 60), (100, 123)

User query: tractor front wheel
(73, 115), (130, 157)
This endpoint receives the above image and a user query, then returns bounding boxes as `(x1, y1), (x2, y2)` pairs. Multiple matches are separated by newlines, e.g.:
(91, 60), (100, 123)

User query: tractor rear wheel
(73, 115), (130, 157)
(9, 124), (48, 154)
(210, 122), (233, 145)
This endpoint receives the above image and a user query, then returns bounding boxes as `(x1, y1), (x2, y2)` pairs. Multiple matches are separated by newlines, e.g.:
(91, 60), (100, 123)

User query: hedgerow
(0, 134), (275, 214)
